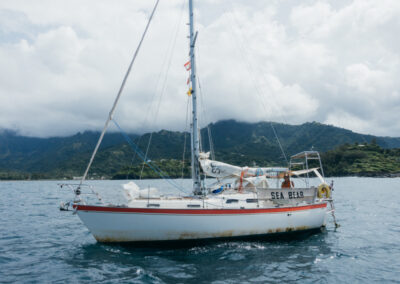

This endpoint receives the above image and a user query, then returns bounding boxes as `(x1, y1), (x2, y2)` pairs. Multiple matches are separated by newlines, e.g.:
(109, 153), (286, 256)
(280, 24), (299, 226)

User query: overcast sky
(0, 0), (399, 138)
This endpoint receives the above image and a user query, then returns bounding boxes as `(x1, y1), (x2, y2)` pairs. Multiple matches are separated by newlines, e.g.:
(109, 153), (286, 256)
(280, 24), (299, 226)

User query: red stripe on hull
(74, 203), (327, 215)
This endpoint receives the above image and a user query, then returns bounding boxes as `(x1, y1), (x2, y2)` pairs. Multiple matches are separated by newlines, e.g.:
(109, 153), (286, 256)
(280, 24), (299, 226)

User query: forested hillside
(1, 120), (400, 179)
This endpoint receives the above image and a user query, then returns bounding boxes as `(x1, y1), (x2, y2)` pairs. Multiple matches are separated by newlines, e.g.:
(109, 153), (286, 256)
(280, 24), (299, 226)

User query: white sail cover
(199, 152), (287, 179)
(123, 181), (160, 200)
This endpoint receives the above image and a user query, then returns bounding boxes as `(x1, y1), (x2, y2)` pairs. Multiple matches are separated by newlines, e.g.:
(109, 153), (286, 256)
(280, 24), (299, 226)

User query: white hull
(75, 203), (328, 242)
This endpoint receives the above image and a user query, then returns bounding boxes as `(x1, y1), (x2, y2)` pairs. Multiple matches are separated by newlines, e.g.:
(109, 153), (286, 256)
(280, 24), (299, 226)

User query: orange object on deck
(238, 168), (248, 192)
(281, 175), (294, 188)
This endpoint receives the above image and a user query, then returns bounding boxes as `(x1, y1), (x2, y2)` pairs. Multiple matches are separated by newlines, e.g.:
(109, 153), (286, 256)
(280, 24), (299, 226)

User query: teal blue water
(0, 178), (399, 283)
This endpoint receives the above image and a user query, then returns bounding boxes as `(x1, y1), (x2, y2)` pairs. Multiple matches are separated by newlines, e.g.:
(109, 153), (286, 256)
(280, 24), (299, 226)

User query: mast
(189, 0), (202, 195)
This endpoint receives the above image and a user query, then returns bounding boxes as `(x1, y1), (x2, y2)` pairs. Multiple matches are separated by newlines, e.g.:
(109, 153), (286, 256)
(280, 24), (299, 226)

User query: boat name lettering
(271, 191), (304, 199)
(271, 192), (285, 199)
(288, 191), (304, 199)
(210, 163), (221, 174)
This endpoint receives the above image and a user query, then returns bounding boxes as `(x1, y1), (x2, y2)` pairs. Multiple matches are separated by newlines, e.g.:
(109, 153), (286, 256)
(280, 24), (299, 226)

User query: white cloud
(325, 110), (371, 135)
(345, 63), (392, 94)
(0, 0), (400, 137)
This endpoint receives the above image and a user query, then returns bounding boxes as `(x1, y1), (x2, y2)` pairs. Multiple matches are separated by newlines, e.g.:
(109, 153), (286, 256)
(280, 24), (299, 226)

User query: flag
(187, 88), (192, 96)
(184, 61), (191, 71)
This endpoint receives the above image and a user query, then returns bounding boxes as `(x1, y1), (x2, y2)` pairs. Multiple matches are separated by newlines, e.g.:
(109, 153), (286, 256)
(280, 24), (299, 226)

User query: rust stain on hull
(178, 230), (235, 240)
(94, 226), (313, 243)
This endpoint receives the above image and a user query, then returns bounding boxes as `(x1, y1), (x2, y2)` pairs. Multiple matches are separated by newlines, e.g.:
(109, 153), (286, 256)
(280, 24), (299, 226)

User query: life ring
(317, 183), (331, 199)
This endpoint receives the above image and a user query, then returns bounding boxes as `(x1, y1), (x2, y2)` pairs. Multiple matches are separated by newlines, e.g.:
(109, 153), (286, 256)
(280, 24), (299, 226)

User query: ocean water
(0, 177), (399, 283)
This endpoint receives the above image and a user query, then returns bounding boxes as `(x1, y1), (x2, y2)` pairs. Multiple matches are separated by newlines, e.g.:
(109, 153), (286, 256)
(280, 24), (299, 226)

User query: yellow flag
(187, 88), (192, 96)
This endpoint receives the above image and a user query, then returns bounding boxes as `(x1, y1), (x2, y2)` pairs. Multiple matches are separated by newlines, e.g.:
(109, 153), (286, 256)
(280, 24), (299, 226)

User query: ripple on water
(1, 178), (400, 283)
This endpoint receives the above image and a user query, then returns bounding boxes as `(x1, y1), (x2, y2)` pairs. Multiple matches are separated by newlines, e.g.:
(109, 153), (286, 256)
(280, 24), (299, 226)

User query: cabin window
(187, 204), (201, 208)
(226, 199), (239, 204)
(246, 199), (258, 203)
(147, 203), (160, 207)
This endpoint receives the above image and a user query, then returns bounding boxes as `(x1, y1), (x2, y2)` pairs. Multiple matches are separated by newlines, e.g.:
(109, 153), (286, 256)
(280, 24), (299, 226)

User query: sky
(0, 0), (399, 138)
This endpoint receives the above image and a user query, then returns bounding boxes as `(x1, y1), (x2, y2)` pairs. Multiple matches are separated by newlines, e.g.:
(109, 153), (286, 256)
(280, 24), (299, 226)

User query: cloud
(0, 0), (399, 137)
(345, 63), (392, 94)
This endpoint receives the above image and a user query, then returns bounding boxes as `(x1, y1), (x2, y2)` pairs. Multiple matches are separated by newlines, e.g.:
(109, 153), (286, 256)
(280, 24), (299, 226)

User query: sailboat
(60, 0), (338, 243)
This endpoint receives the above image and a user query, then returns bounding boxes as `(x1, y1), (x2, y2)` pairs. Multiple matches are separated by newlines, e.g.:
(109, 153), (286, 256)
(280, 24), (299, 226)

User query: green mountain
(322, 142), (400, 177)
(1, 120), (400, 179)
(0, 130), (131, 177)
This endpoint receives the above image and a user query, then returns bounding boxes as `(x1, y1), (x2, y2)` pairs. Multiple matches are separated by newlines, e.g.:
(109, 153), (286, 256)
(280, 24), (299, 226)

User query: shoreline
(1, 173), (400, 182)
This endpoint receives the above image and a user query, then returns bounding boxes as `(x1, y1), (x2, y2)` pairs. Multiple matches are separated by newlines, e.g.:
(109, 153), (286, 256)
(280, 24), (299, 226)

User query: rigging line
(270, 122), (288, 164)
(125, 0), (187, 179)
(125, 141), (137, 180)
(126, 44), (171, 180)
(112, 119), (188, 194)
(140, 0), (187, 179)
(126, 35), (175, 178)
(79, 0), (160, 187)
(228, 9), (290, 126)
(198, 74), (215, 159)
(140, 131), (153, 180)
(199, 119), (203, 153)
(226, 8), (288, 164)
(193, 46), (205, 152)
(126, 28), (173, 180)
(196, 44), (216, 160)
(125, 137), (140, 179)
(181, 96), (190, 181)
(226, 10), (292, 164)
